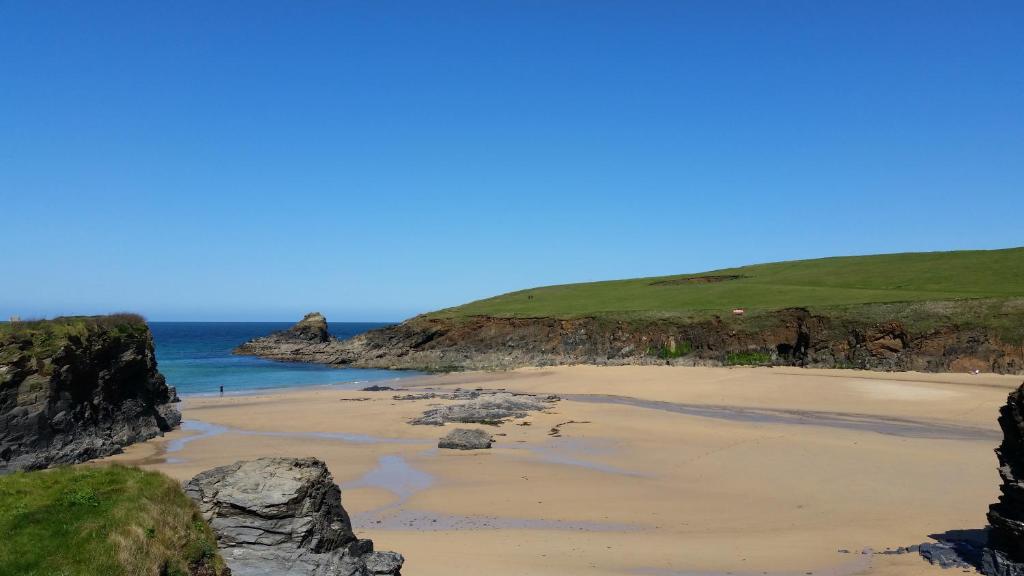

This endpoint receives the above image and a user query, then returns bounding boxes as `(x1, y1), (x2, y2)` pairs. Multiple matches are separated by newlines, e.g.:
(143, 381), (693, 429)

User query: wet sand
(102, 365), (1022, 575)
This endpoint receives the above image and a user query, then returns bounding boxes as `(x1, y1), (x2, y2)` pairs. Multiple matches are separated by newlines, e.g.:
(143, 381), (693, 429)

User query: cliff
(234, 249), (1024, 375)
(236, 301), (1024, 374)
(0, 314), (180, 472)
(984, 384), (1024, 575)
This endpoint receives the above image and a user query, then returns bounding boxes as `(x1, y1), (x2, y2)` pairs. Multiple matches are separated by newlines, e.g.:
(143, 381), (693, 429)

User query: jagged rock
(438, 428), (493, 450)
(410, 392), (558, 426)
(0, 315), (179, 472)
(983, 384), (1024, 575)
(288, 312), (331, 343)
(234, 313), (339, 363)
(360, 385), (397, 392)
(186, 457), (403, 576)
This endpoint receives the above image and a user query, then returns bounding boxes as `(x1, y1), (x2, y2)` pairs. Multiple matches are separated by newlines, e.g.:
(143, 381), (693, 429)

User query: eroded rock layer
(984, 384), (1024, 575)
(0, 315), (180, 472)
(236, 306), (1024, 374)
(186, 457), (403, 576)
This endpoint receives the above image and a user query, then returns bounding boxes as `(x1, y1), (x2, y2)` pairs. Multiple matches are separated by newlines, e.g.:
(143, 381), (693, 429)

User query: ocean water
(149, 322), (418, 396)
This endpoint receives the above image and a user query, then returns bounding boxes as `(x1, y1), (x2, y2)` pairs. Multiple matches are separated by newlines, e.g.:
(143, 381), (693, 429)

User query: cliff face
(0, 315), (180, 472)
(984, 384), (1024, 575)
(237, 307), (1024, 374)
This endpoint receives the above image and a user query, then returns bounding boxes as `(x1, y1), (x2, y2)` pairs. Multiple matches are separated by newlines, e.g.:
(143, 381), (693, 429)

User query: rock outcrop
(0, 315), (180, 472)
(185, 457), (403, 576)
(234, 303), (1024, 374)
(984, 384), (1024, 575)
(233, 312), (342, 364)
(408, 391), (558, 426)
(438, 428), (493, 450)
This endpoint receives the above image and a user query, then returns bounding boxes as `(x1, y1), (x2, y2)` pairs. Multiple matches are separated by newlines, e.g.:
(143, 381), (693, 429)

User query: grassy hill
(429, 248), (1024, 321)
(0, 465), (227, 576)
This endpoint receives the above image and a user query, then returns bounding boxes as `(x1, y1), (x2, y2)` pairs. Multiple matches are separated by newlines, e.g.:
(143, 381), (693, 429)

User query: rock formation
(185, 457), (403, 576)
(0, 315), (180, 472)
(438, 428), (493, 450)
(408, 391), (559, 426)
(984, 384), (1024, 575)
(234, 307), (1024, 374)
(233, 312), (343, 364)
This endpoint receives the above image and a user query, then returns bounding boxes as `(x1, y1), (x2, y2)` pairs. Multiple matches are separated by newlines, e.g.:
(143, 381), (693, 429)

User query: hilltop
(429, 247), (1024, 322)
(238, 248), (1024, 374)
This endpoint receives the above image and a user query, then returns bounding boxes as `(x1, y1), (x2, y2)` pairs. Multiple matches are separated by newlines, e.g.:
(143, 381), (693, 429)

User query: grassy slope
(429, 248), (1024, 320)
(0, 465), (226, 576)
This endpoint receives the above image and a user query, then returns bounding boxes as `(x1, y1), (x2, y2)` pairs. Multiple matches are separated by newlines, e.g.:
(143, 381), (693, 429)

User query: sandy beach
(102, 366), (1023, 575)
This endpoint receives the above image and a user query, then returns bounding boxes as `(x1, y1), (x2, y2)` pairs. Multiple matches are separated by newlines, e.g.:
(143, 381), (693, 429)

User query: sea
(149, 322), (419, 396)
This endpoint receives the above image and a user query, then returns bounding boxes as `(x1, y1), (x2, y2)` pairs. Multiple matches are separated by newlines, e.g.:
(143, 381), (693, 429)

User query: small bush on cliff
(0, 465), (227, 576)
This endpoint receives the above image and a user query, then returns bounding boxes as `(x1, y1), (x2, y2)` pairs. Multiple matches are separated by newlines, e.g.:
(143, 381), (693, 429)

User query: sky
(1, 1), (1022, 321)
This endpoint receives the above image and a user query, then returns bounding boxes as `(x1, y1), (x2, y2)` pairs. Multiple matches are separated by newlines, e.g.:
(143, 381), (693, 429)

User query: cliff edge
(0, 314), (180, 472)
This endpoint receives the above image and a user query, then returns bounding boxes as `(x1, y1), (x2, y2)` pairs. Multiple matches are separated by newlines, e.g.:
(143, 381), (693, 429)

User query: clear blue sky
(2, 1), (1022, 321)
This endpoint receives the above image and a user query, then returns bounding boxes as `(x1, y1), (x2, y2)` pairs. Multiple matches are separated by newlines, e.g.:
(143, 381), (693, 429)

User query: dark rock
(919, 541), (976, 569)
(360, 385), (397, 392)
(984, 384), (1024, 574)
(0, 316), (179, 472)
(438, 428), (492, 450)
(233, 312), (339, 363)
(186, 457), (403, 576)
(410, 392), (558, 426)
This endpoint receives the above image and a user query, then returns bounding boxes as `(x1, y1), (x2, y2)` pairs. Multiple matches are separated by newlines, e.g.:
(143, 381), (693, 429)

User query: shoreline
(104, 365), (1022, 575)
(175, 363), (1021, 400)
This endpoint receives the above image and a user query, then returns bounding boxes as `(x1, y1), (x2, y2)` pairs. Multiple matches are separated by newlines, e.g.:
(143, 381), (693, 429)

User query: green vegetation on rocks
(0, 465), (228, 576)
(0, 314), (149, 363)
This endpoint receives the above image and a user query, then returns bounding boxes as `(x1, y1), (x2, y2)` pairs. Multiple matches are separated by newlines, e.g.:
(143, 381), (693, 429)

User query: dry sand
(102, 365), (1023, 575)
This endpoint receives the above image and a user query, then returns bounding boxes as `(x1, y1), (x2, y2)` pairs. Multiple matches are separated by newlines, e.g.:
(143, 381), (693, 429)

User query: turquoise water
(149, 322), (418, 396)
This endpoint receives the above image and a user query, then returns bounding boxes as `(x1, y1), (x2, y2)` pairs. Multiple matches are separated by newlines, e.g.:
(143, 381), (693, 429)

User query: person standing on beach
(219, 385), (224, 396)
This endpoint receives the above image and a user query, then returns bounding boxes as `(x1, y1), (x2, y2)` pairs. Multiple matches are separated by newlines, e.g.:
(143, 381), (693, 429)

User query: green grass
(428, 248), (1024, 320)
(0, 314), (148, 364)
(725, 351), (773, 366)
(0, 465), (227, 576)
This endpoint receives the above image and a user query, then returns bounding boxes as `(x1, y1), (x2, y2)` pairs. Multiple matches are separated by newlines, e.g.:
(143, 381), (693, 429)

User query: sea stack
(234, 312), (343, 363)
(984, 383), (1024, 575)
(186, 457), (403, 576)
(0, 315), (180, 472)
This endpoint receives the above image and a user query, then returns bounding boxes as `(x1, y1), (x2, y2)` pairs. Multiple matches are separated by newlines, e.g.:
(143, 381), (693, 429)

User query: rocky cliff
(233, 312), (340, 364)
(985, 384), (1024, 575)
(0, 315), (180, 472)
(186, 457), (403, 576)
(236, 305), (1024, 374)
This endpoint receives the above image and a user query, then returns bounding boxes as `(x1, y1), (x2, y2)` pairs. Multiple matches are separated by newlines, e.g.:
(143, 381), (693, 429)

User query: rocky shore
(0, 315), (180, 472)
(235, 307), (1024, 374)
(186, 457), (403, 576)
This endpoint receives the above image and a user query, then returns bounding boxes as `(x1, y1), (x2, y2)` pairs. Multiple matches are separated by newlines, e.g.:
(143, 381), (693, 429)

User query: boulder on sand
(438, 428), (493, 450)
(186, 457), (403, 576)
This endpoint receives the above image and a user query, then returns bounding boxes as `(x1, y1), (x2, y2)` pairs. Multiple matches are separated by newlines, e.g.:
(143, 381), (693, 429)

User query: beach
(103, 365), (1023, 575)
